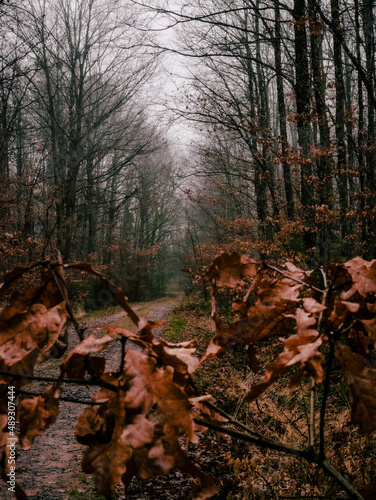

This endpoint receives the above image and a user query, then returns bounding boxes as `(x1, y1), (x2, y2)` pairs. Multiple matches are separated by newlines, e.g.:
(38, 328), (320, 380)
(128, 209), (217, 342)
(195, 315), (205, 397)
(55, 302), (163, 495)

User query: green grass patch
(163, 312), (187, 342)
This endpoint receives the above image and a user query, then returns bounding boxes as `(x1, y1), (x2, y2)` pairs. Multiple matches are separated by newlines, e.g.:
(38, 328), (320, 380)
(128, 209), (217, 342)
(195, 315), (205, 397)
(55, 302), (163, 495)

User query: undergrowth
(170, 293), (376, 499)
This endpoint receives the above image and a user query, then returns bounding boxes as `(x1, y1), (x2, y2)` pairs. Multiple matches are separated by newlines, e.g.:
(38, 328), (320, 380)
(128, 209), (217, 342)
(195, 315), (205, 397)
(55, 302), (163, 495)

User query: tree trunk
(274, 0), (294, 219)
(293, 0), (315, 247)
(331, 0), (348, 237)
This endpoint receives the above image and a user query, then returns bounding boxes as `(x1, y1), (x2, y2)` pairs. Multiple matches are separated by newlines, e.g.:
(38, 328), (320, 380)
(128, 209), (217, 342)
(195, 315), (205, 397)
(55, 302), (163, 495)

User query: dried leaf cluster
(0, 258), (218, 499)
(207, 252), (376, 439)
(0, 251), (376, 499)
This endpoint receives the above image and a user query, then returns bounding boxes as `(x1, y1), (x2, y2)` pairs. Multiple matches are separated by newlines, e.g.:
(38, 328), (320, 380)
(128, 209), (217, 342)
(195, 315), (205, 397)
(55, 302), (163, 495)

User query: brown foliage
(1, 252), (376, 499)
(335, 345), (376, 438)
(0, 260), (218, 499)
(19, 384), (61, 449)
(207, 251), (259, 291)
(204, 252), (376, 442)
(75, 349), (218, 498)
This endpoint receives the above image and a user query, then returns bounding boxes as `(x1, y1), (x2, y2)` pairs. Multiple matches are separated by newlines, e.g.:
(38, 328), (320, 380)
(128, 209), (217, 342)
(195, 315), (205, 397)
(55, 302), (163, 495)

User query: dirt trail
(0, 296), (181, 500)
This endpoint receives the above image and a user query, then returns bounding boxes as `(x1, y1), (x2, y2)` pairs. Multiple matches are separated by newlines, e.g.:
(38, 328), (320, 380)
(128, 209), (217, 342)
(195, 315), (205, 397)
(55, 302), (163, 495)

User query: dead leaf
(76, 349), (217, 498)
(19, 384), (61, 449)
(62, 333), (113, 379)
(342, 257), (376, 299)
(335, 345), (376, 438)
(66, 262), (140, 326)
(0, 263), (43, 299)
(303, 297), (326, 314)
(202, 298), (297, 362)
(361, 318), (376, 348)
(208, 251), (260, 290)
(0, 302), (67, 374)
(247, 309), (323, 400)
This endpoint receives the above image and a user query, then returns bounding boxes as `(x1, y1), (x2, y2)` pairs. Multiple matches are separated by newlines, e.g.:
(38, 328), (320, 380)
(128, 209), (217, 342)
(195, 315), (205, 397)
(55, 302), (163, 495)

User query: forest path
(0, 294), (183, 500)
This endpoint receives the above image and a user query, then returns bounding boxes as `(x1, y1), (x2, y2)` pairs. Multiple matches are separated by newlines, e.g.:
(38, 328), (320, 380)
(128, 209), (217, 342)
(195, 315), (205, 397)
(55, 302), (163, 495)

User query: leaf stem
(263, 262), (324, 293)
(16, 389), (101, 406)
(49, 263), (85, 342)
(0, 370), (118, 392)
(319, 336), (335, 458)
(309, 378), (316, 447)
(120, 337), (127, 373)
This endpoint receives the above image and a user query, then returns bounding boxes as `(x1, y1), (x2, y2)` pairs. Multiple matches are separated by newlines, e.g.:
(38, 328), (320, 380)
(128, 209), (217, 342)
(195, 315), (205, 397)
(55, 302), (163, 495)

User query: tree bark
(274, 0), (294, 219)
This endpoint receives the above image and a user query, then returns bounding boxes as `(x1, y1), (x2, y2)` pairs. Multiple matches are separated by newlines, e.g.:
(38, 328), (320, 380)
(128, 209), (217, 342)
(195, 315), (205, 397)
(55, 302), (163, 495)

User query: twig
(310, 267), (328, 448)
(49, 263), (85, 342)
(317, 267), (328, 331)
(319, 336), (335, 458)
(120, 336), (127, 373)
(193, 418), (365, 500)
(203, 400), (266, 439)
(15, 389), (103, 406)
(309, 379), (316, 447)
(210, 290), (216, 317)
(319, 458), (365, 500)
(193, 417), (311, 457)
(263, 262), (324, 293)
(0, 370), (118, 392)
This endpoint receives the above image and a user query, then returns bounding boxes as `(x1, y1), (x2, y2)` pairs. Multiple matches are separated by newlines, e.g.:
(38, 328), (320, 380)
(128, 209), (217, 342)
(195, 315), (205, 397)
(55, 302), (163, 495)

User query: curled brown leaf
(19, 384), (61, 449)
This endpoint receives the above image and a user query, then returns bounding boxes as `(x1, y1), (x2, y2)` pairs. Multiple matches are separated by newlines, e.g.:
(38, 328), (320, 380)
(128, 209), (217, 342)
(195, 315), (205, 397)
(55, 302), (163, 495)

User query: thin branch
(317, 267), (329, 330)
(193, 417), (311, 458)
(0, 370), (118, 392)
(120, 337), (127, 373)
(263, 263), (324, 293)
(319, 336), (335, 458)
(320, 459), (365, 500)
(202, 400), (266, 439)
(16, 389), (102, 406)
(194, 418), (365, 500)
(309, 379), (316, 447)
(49, 263), (85, 342)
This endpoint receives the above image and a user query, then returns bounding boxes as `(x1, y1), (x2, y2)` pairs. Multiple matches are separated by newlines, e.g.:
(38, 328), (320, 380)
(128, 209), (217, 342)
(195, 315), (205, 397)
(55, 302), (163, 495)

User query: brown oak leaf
(247, 309), (323, 400)
(66, 262), (140, 326)
(0, 302), (67, 380)
(76, 349), (217, 498)
(61, 333), (113, 379)
(19, 384), (61, 449)
(202, 298), (297, 362)
(0, 263), (44, 299)
(335, 344), (376, 438)
(342, 257), (376, 300)
(361, 318), (376, 348)
(207, 251), (260, 290)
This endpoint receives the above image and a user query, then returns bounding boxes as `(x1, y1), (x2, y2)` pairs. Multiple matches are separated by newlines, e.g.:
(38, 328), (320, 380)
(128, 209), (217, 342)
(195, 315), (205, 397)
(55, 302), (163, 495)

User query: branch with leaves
(1, 251), (376, 499)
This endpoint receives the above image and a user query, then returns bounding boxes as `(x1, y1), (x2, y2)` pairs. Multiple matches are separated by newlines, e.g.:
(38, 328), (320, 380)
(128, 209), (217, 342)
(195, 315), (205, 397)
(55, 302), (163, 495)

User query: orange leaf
(0, 263), (44, 299)
(66, 262), (140, 326)
(247, 309), (323, 400)
(0, 302), (67, 379)
(303, 297), (326, 313)
(202, 298), (297, 362)
(208, 251), (260, 290)
(76, 349), (217, 498)
(342, 257), (376, 299)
